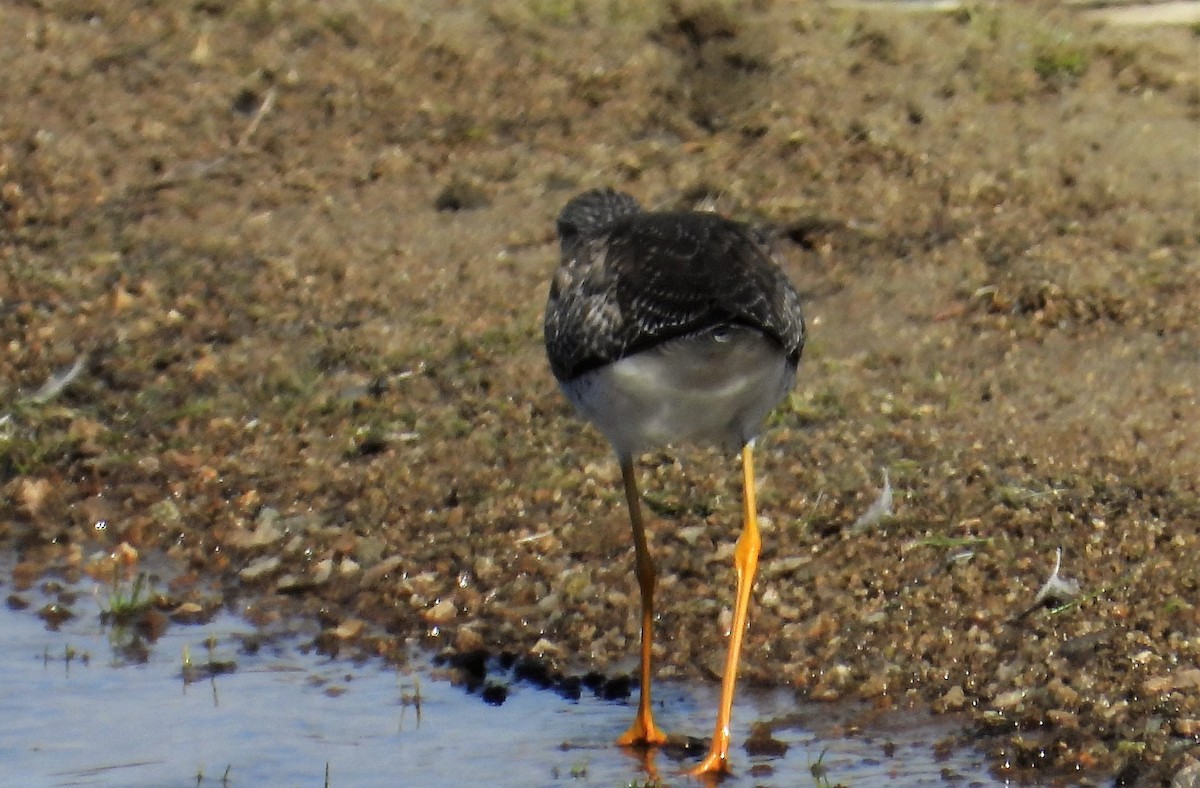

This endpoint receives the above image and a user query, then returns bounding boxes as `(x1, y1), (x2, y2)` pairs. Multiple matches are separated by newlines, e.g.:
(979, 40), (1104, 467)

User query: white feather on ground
(26, 355), (87, 404)
(1033, 547), (1081, 607)
(852, 470), (893, 531)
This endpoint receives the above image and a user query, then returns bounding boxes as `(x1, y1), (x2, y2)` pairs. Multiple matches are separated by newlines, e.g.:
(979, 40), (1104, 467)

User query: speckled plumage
(544, 188), (805, 384)
(542, 189), (807, 772)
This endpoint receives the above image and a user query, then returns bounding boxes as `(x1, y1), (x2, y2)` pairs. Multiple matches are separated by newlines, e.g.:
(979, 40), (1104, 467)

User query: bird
(544, 188), (805, 776)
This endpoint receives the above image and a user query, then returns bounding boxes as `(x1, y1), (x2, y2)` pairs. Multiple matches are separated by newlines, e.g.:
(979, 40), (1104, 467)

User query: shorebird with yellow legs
(544, 189), (805, 777)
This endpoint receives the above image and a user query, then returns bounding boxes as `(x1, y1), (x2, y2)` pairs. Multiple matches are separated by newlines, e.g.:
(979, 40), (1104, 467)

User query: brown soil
(2, 0), (1198, 782)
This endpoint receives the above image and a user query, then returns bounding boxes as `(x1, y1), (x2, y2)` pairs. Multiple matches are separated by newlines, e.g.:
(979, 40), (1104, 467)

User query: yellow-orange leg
(690, 441), (762, 777)
(615, 457), (668, 747)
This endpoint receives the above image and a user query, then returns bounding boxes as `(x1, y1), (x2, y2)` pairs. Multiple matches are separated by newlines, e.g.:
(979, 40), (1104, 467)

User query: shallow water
(0, 587), (1003, 787)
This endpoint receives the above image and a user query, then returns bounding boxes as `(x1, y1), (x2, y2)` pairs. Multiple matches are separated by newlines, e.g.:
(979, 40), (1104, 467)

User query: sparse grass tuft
(526, 0), (584, 25)
(101, 572), (152, 624)
(809, 746), (844, 787)
(0, 406), (75, 476)
(1163, 597), (1194, 614)
(778, 387), (848, 426)
(1032, 32), (1089, 82)
(182, 634), (237, 685)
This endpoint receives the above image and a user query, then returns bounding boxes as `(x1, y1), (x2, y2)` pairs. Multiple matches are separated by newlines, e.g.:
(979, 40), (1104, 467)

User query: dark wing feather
(556, 188), (642, 255)
(608, 212), (803, 362)
(545, 202), (804, 382)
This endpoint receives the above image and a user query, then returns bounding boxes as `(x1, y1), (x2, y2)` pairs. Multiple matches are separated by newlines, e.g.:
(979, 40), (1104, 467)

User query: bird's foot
(616, 715), (668, 748)
(687, 748), (731, 780)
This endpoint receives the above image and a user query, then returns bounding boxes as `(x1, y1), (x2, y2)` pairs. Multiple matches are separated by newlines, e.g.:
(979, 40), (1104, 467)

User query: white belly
(561, 326), (796, 458)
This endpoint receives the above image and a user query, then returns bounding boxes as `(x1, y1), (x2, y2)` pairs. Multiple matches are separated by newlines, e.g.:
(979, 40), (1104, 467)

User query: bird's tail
(556, 189), (641, 252)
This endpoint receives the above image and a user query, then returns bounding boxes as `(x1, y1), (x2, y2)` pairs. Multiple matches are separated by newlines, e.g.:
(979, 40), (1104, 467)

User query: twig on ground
(237, 86), (277, 149)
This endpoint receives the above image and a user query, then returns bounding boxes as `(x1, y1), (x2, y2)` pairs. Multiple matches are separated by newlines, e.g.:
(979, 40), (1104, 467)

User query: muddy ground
(1, 0), (1198, 783)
